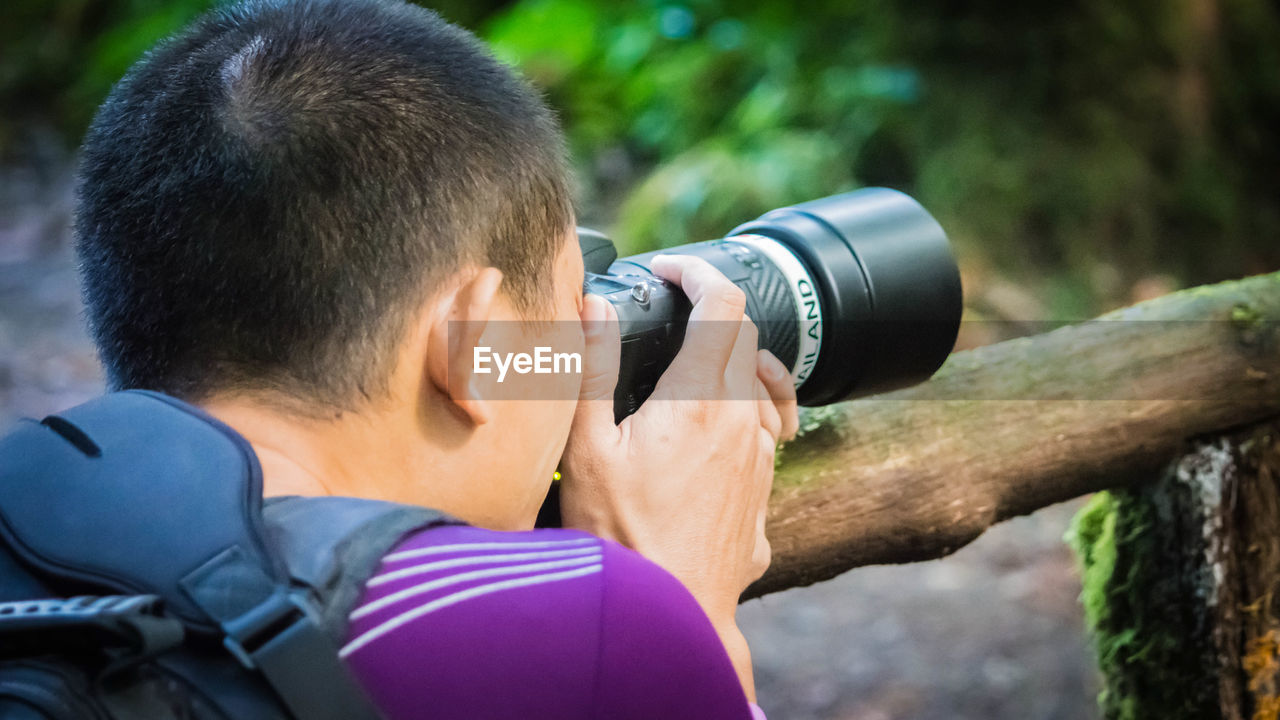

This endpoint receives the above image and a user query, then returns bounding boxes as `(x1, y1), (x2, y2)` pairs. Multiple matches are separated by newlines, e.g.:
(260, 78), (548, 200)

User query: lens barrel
(592, 187), (963, 411)
(729, 187), (962, 404)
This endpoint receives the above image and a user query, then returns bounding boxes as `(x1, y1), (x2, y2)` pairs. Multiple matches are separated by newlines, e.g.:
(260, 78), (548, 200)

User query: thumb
(572, 294), (621, 433)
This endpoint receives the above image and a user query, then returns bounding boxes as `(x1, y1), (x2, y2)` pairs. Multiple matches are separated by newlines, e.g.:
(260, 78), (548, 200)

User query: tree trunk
(1067, 419), (1280, 720)
(751, 270), (1280, 599)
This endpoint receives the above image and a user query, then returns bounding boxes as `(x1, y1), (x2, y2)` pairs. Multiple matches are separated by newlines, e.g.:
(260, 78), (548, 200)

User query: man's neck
(198, 394), (528, 530)
(202, 397), (393, 500)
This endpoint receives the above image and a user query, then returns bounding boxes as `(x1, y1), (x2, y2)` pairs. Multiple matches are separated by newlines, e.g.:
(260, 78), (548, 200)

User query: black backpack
(0, 391), (458, 719)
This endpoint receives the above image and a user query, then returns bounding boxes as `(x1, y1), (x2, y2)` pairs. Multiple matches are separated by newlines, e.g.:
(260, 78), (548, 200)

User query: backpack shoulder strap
(262, 496), (457, 640)
(0, 391), (279, 630)
(0, 391), (394, 720)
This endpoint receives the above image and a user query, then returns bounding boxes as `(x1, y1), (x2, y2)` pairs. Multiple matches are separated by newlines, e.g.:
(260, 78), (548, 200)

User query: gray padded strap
(262, 496), (459, 640)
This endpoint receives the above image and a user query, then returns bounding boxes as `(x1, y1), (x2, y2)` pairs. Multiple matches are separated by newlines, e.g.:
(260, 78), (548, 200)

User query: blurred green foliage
(3, 0), (1278, 315)
(1, 0), (210, 144)
(0, 0), (505, 142)
(485, 0), (1280, 313)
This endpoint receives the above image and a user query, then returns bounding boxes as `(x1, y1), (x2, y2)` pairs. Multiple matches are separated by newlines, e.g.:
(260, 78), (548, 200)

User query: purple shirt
(340, 524), (761, 720)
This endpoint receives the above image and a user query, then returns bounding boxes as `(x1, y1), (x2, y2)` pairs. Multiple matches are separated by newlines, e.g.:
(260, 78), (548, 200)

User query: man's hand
(558, 254), (798, 700)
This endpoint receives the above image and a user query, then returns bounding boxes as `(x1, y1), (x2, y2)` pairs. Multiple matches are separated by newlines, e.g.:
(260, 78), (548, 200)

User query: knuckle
(682, 398), (716, 427)
(759, 404), (782, 437)
(686, 369), (728, 400)
(731, 402), (758, 429)
(751, 540), (772, 578)
(785, 408), (800, 434)
(725, 286), (747, 312)
(758, 422), (776, 444)
(763, 418), (782, 443)
(775, 374), (798, 400)
(709, 285), (746, 315)
(658, 364), (723, 405)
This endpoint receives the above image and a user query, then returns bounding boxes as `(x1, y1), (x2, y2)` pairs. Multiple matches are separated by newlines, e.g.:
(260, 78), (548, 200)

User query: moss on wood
(1069, 423), (1280, 720)
(1068, 461), (1226, 719)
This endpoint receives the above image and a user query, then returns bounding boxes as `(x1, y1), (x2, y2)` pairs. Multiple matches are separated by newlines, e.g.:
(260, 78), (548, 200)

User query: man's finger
(757, 350), (798, 441)
(571, 294), (621, 435)
(756, 378), (782, 441)
(750, 501), (772, 581)
(726, 317), (760, 392)
(650, 254), (746, 383)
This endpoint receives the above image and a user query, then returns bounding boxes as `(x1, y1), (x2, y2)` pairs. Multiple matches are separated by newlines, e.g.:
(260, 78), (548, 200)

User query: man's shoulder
(340, 524), (705, 660)
(341, 524), (749, 720)
(341, 524), (608, 657)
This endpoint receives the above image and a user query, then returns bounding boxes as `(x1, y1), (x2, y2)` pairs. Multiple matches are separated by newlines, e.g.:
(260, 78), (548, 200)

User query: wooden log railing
(749, 270), (1280, 599)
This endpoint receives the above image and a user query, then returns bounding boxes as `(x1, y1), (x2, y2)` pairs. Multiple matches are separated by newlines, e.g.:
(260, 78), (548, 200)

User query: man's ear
(427, 267), (504, 426)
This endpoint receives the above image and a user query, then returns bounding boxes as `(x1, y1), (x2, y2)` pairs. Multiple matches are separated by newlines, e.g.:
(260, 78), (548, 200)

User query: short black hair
(75, 0), (573, 410)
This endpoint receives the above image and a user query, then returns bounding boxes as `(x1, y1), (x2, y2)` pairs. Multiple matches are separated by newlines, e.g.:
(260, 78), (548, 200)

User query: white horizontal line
(368, 546), (601, 587)
(384, 536), (598, 562)
(351, 554), (603, 620)
(340, 564), (603, 658)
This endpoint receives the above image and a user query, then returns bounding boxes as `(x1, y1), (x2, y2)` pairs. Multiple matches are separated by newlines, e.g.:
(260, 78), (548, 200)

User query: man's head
(77, 0), (573, 407)
(75, 0), (588, 526)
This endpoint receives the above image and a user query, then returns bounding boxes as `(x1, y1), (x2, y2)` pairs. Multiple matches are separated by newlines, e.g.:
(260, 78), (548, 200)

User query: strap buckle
(220, 590), (320, 670)
(217, 589), (383, 719)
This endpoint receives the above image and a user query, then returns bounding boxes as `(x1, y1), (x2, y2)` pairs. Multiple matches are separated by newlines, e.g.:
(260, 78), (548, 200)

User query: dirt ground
(741, 500), (1099, 720)
(0, 160), (1101, 720)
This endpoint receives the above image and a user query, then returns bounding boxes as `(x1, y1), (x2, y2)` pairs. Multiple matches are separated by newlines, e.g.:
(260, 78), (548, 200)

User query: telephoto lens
(580, 187), (964, 419)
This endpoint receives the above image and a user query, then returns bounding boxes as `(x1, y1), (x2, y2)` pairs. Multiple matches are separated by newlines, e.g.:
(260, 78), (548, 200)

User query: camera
(580, 187), (963, 420)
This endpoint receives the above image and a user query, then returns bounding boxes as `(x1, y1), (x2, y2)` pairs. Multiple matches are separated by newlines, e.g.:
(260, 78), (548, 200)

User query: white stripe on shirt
(350, 553), (603, 620)
(366, 546), (601, 587)
(340, 564), (604, 658)
(383, 536), (598, 562)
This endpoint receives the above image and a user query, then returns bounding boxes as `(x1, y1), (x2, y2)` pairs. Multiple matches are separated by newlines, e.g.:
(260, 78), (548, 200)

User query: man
(75, 0), (798, 718)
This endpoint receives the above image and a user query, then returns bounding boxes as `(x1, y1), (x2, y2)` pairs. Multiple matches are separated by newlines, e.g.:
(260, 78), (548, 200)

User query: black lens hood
(730, 187), (963, 404)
